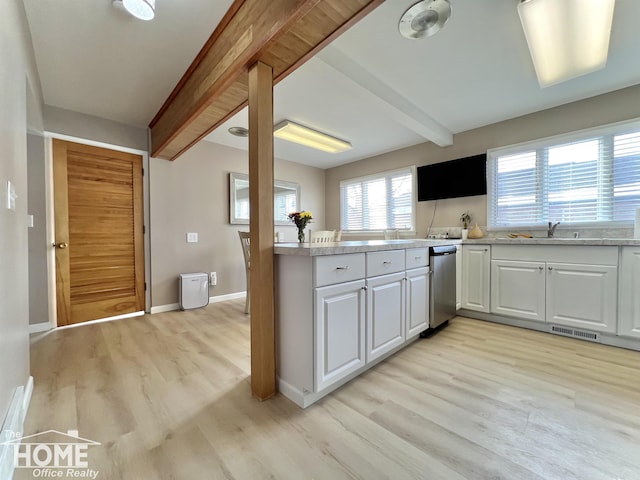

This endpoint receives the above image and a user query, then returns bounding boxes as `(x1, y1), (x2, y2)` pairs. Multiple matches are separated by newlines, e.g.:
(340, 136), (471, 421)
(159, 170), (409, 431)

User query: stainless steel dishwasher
(428, 245), (457, 331)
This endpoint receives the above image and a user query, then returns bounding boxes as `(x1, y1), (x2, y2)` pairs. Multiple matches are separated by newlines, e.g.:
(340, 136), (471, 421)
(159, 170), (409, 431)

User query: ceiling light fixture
(113, 0), (155, 21)
(228, 126), (249, 137)
(273, 121), (352, 153)
(399, 0), (451, 40)
(517, 0), (615, 88)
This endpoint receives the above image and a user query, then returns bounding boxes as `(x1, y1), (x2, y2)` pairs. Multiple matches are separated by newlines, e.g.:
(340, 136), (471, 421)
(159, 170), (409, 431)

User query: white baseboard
(0, 376), (34, 480)
(150, 292), (246, 314)
(209, 291), (245, 304)
(150, 303), (180, 314)
(29, 322), (52, 334)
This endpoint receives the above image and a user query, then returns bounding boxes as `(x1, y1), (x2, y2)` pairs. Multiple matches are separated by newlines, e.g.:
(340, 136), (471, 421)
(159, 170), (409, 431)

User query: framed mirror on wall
(229, 172), (301, 225)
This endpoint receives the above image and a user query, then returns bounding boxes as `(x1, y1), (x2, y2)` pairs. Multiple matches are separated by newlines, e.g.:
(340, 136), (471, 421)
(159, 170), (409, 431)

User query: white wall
(149, 140), (326, 307)
(0, 0), (44, 428)
(27, 132), (48, 326)
(38, 106), (326, 310)
(325, 83), (640, 237)
(44, 105), (148, 152)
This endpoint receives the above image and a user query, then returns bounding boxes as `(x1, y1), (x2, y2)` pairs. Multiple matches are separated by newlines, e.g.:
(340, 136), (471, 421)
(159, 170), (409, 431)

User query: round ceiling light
(399, 0), (451, 40)
(228, 127), (249, 137)
(121, 0), (155, 21)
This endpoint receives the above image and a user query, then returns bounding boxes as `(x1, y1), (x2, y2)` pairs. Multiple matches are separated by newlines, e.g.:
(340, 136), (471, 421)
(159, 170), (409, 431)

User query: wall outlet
(186, 232), (198, 243)
(210, 272), (217, 286)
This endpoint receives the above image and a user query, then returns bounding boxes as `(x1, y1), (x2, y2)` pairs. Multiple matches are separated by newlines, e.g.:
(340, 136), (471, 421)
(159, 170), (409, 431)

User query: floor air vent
(550, 325), (599, 342)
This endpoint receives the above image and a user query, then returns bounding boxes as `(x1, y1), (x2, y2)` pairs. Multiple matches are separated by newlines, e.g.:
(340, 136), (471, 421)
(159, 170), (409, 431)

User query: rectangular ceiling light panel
(273, 121), (352, 153)
(518, 0), (615, 87)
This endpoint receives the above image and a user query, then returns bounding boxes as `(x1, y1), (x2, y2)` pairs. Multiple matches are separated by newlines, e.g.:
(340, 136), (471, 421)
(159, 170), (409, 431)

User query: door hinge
(143, 225), (146, 234)
(144, 282), (147, 291)
(142, 167), (144, 176)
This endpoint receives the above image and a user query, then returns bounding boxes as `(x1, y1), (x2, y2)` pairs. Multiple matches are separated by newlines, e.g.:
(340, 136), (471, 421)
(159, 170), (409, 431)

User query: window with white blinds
(340, 167), (415, 232)
(487, 119), (640, 228)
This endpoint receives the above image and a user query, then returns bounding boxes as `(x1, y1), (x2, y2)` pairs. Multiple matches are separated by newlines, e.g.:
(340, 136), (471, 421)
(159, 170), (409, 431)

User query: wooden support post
(248, 61), (276, 400)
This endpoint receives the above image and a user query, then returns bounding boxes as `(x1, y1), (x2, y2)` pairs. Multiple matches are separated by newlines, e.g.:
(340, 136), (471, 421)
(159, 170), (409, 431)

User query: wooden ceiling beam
(149, 0), (383, 160)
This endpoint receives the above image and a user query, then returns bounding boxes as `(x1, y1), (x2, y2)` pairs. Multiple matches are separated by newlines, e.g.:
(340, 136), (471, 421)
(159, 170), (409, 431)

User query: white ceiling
(22, 0), (235, 127)
(23, 0), (640, 169)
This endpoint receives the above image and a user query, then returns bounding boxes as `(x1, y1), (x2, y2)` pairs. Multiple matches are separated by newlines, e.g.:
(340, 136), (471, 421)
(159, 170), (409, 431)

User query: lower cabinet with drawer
(461, 245), (491, 312)
(490, 245), (618, 333)
(314, 279), (366, 392)
(366, 249), (406, 362)
(618, 247), (640, 338)
(276, 246), (431, 408)
(405, 247), (430, 336)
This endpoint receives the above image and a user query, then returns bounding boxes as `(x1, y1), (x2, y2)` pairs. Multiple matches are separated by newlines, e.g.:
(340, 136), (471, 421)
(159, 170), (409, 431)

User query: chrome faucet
(547, 221), (560, 238)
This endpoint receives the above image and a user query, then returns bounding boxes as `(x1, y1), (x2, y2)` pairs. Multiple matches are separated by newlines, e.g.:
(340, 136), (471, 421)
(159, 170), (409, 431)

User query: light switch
(27, 215), (34, 228)
(6, 181), (17, 211)
(186, 232), (198, 243)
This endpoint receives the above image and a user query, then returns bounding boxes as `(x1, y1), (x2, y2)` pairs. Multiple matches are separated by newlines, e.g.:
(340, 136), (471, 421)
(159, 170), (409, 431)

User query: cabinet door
(491, 260), (545, 322)
(406, 267), (429, 338)
(619, 248), (640, 338)
(366, 271), (405, 362)
(461, 245), (491, 312)
(456, 245), (462, 310)
(315, 280), (366, 393)
(546, 262), (617, 333)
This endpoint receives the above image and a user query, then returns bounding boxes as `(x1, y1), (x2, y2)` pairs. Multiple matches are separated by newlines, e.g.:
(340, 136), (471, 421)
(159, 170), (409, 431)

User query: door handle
(54, 242), (68, 249)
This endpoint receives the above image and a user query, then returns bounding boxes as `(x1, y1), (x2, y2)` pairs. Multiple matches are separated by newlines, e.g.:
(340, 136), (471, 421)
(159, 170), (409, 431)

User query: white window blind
(340, 167), (415, 232)
(488, 119), (640, 228)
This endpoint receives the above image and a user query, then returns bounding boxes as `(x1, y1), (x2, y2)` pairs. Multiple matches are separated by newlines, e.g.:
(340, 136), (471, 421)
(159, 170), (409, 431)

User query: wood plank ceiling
(149, 0), (383, 160)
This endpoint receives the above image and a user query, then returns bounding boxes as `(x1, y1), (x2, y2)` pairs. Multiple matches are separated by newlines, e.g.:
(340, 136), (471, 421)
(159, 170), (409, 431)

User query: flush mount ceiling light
(113, 0), (155, 21)
(228, 126), (249, 137)
(273, 121), (352, 153)
(517, 0), (615, 88)
(399, 0), (451, 40)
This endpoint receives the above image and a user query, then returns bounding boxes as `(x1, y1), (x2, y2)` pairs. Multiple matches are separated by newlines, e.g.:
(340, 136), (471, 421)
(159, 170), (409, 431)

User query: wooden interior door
(53, 139), (145, 326)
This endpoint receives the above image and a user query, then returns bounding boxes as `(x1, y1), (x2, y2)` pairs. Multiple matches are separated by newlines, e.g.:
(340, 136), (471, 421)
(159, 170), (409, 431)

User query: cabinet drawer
(367, 250), (405, 277)
(314, 253), (366, 287)
(406, 247), (429, 269)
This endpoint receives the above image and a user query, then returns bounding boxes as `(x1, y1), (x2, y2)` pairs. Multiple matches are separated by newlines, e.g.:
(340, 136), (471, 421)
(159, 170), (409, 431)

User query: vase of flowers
(288, 211), (313, 243)
(460, 211), (471, 240)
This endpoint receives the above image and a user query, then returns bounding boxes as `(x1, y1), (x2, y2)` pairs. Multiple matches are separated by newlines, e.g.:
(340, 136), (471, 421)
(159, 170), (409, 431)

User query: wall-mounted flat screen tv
(417, 154), (487, 201)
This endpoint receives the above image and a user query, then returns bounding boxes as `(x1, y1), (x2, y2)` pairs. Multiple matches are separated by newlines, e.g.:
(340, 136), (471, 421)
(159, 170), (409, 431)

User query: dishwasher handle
(429, 245), (457, 256)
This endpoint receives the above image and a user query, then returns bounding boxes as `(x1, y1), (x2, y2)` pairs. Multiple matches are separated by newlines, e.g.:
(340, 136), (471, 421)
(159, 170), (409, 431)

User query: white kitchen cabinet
(366, 271), (405, 362)
(490, 258), (616, 331)
(405, 267), (429, 338)
(546, 262), (618, 334)
(488, 245), (618, 333)
(276, 242), (442, 408)
(315, 279), (366, 392)
(619, 247), (640, 338)
(491, 259), (546, 322)
(456, 245), (462, 310)
(461, 245), (491, 312)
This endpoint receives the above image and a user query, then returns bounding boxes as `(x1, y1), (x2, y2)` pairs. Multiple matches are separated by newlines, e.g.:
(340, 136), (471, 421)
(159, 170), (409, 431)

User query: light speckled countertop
(274, 239), (461, 256)
(274, 237), (640, 255)
(463, 237), (640, 246)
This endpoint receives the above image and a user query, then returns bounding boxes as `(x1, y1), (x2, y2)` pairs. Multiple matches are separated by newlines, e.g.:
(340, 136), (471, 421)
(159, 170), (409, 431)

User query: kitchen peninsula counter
(274, 238), (460, 256)
(274, 239), (455, 407)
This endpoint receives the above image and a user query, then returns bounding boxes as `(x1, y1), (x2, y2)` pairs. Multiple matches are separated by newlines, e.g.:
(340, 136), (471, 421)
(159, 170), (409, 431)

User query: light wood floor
(21, 300), (640, 480)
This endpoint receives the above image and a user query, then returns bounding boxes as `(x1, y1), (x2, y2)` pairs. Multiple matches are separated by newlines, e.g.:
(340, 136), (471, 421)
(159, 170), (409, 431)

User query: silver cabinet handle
(548, 266), (553, 271)
(383, 260), (392, 264)
(361, 286), (368, 291)
(538, 266), (543, 271)
(336, 266), (349, 270)
(414, 256), (421, 260)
